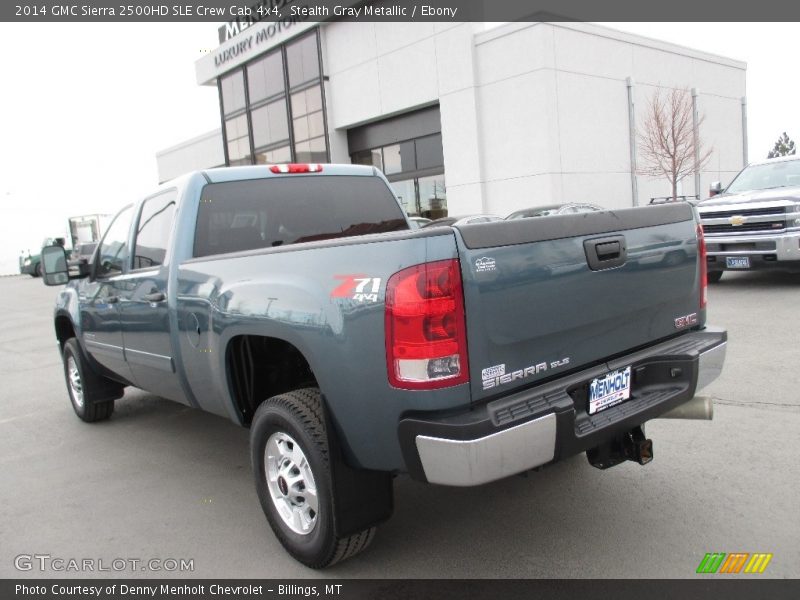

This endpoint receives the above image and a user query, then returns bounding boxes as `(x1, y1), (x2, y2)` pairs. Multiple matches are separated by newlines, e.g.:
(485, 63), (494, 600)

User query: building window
(286, 33), (321, 88)
(247, 51), (284, 104)
(217, 29), (329, 167)
(255, 146), (292, 164)
(225, 114), (251, 166)
(417, 174), (447, 219)
(251, 100), (289, 150)
(415, 134), (445, 170)
(351, 133), (446, 218)
(291, 85), (326, 163)
(220, 71), (246, 115)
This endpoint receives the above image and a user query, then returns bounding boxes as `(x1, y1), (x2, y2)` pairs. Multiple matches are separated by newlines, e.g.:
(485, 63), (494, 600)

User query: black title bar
(3, 579), (800, 600)
(4, 0), (800, 23)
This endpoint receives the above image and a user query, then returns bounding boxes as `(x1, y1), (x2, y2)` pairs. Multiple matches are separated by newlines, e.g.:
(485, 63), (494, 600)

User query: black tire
(250, 388), (376, 568)
(707, 271), (723, 283)
(62, 338), (119, 422)
(34, 262), (42, 277)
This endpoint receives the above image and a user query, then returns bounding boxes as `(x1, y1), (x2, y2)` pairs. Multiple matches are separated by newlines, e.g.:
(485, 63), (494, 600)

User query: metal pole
(626, 77), (639, 206)
(741, 96), (749, 166)
(471, 29), (489, 214)
(692, 88), (700, 200)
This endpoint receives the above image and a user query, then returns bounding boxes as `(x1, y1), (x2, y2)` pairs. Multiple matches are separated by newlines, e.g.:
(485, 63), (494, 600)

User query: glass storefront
(351, 132), (446, 218)
(217, 29), (329, 166)
(417, 174), (447, 219)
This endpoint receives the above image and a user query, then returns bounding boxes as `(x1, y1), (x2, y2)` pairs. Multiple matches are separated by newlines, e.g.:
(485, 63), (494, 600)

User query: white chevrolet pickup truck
(697, 154), (800, 281)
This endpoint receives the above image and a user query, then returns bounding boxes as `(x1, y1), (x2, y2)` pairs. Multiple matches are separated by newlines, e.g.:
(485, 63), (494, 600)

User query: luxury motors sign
(196, 0), (362, 84)
(217, 0), (301, 43)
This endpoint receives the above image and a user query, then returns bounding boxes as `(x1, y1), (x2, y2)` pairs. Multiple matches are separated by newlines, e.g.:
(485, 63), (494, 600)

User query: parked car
(697, 154), (800, 282)
(506, 203), (602, 219)
(40, 163), (725, 568)
(19, 251), (42, 277)
(422, 214), (503, 227)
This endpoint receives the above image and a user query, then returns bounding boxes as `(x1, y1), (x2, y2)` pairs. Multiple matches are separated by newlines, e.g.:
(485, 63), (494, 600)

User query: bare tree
(638, 88), (712, 201)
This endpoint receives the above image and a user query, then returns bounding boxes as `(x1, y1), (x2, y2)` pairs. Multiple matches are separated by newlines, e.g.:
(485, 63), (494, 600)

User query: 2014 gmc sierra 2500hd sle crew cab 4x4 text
(40, 163), (726, 568)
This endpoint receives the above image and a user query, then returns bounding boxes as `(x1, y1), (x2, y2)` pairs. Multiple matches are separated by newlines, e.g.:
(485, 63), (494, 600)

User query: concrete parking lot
(0, 272), (798, 579)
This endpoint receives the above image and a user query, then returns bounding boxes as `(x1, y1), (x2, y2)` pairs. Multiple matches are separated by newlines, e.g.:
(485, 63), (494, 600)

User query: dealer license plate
(726, 256), (750, 269)
(588, 366), (632, 415)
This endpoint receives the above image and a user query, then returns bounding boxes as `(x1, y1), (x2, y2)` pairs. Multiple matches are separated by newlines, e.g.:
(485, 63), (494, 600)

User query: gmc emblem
(674, 313), (699, 330)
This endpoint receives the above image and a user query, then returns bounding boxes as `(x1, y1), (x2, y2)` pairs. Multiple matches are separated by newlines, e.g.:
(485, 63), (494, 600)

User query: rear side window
(193, 175), (408, 257)
(133, 191), (177, 269)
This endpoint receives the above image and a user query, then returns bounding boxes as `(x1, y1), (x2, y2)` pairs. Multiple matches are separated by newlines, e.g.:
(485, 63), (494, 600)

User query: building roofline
(474, 21), (747, 70)
(156, 129), (222, 157)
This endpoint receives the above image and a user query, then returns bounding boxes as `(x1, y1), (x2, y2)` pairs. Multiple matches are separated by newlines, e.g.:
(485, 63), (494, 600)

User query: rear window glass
(193, 175), (408, 257)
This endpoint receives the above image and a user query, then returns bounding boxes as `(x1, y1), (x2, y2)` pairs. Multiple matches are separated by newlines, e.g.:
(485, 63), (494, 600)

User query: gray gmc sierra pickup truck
(41, 163), (726, 568)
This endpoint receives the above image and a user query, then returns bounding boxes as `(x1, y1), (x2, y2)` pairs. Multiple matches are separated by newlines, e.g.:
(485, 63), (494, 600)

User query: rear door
(118, 190), (187, 404)
(455, 204), (703, 402)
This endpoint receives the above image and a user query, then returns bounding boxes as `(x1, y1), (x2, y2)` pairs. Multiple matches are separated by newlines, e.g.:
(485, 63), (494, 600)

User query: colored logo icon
(696, 552), (773, 574)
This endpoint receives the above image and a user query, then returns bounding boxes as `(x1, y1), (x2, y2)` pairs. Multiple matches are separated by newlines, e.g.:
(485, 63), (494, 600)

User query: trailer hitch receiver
(587, 426), (653, 469)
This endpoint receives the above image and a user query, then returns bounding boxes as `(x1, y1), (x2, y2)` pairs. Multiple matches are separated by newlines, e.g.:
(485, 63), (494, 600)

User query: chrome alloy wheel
(265, 432), (319, 535)
(67, 356), (84, 409)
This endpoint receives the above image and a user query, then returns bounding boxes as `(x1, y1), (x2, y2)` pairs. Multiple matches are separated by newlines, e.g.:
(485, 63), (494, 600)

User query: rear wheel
(62, 338), (120, 422)
(707, 271), (723, 283)
(250, 388), (376, 568)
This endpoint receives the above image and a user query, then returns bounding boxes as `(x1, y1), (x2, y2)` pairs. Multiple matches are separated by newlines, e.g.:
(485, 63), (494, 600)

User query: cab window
(133, 191), (177, 269)
(95, 205), (133, 278)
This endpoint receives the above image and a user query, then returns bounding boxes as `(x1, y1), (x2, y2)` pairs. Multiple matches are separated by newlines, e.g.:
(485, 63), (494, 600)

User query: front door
(81, 205), (135, 382)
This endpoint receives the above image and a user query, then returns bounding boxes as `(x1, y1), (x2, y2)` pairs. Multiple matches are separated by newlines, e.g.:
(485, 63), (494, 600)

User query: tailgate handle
(596, 241), (621, 259)
(584, 235), (627, 271)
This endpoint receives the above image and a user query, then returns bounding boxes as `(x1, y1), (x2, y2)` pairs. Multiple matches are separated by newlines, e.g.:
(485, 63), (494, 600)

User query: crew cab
(698, 154), (800, 281)
(40, 163), (726, 568)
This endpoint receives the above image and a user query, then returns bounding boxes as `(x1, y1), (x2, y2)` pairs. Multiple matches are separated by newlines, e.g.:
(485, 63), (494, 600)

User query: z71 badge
(331, 275), (382, 302)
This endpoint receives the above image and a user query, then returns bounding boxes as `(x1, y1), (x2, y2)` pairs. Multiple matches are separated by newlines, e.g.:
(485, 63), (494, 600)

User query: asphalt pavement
(0, 271), (798, 578)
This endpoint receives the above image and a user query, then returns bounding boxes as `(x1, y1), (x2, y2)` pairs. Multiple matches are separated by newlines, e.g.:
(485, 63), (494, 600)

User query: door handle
(144, 291), (165, 303)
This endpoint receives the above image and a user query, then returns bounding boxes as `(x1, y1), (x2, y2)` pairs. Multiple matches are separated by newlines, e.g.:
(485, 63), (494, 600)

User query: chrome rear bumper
(408, 330), (727, 486)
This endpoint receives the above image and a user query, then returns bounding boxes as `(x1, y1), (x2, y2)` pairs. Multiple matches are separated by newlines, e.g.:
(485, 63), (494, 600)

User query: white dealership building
(157, 20), (747, 218)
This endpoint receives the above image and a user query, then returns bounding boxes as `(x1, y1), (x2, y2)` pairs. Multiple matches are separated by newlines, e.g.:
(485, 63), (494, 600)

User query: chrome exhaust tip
(657, 396), (713, 420)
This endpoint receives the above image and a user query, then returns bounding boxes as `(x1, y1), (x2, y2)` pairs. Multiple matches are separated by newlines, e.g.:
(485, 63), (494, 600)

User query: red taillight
(698, 224), (707, 309)
(385, 259), (469, 389)
(269, 163), (323, 174)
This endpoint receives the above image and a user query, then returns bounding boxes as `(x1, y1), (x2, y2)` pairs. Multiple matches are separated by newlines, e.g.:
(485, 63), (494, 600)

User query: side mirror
(41, 245), (70, 286)
(709, 181), (723, 197)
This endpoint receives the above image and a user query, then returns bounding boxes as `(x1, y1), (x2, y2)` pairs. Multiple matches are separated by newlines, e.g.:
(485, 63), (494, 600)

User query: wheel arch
(224, 333), (321, 427)
(54, 311), (76, 352)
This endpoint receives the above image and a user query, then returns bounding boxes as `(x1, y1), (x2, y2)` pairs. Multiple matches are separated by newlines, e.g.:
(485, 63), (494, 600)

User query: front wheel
(250, 388), (375, 568)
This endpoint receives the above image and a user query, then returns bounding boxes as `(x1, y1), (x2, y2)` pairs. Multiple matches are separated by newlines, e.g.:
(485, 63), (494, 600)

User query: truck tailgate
(455, 203), (702, 403)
